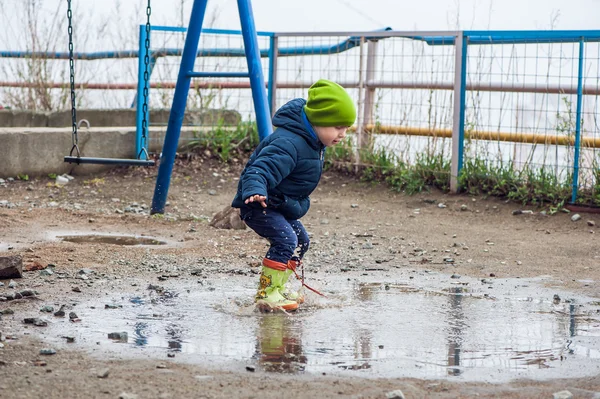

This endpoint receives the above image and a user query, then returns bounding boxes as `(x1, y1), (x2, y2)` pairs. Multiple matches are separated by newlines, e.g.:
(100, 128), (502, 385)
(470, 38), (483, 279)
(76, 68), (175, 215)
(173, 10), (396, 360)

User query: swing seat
(64, 156), (155, 166)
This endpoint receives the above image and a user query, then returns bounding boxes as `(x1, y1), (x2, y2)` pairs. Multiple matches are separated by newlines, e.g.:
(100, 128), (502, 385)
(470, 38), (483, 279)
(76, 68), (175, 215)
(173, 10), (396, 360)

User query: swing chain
(66, 0), (79, 157)
(139, 0), (152, 160)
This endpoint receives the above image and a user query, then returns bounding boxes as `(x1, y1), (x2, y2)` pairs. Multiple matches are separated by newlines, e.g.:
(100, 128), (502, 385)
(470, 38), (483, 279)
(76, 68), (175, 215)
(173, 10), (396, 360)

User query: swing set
(63, 0), (272, 213)
(63, 0), (155, 166)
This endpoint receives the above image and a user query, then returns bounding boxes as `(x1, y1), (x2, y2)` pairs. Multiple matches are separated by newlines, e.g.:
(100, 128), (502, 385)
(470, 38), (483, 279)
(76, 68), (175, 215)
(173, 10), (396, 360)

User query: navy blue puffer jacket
(231, 98), (325, 220)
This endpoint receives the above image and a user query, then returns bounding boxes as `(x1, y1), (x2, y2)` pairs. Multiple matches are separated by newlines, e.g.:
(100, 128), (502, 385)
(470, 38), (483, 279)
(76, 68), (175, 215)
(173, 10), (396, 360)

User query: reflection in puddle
(58, 234), (166, 246)
(42, 276), (600, 382)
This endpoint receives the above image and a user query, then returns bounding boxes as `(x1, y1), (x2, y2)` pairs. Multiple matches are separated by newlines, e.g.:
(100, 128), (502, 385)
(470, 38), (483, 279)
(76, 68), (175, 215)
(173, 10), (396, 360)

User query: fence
(1, 28), (600, 206)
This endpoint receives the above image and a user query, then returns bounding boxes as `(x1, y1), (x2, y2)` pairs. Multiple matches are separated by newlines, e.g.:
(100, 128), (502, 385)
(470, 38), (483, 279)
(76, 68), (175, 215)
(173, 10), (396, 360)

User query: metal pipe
(237, 0), (272, 142)
(571, 39), (585, 204)
(267, 35), (278, 116)
(358, 124), (600, 148)
(5, 80), (597, 96)
(450, 32), (467, 193)
(135, 24), (149, 160)
(151, 0), (209, 215)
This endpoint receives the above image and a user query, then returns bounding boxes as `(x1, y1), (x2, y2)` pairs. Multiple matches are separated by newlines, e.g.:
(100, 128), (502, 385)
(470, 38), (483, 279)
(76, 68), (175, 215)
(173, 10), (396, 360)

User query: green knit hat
(304, 79), (356, 127)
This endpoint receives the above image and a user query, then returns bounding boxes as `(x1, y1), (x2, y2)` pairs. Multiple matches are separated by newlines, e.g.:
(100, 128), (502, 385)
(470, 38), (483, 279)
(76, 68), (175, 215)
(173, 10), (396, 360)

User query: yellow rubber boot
(255, 259), (299, 312)
(279, 260), (305, 304)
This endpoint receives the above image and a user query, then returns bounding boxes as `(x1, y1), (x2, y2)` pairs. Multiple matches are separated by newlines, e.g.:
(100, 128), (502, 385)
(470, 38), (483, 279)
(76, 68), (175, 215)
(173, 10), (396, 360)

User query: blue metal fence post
(267, 35), (278, 116)
(135, 24), (150, 158)
(450, 32), (468, 193)
(237, 0), (273, 140)
(151, 0), (209, 214)
(571, 38), (585, 204)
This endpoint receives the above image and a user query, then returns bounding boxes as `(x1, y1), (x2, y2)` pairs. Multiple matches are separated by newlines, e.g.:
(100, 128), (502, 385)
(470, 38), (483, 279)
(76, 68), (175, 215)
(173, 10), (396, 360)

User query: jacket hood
(272, 98), (321, 150)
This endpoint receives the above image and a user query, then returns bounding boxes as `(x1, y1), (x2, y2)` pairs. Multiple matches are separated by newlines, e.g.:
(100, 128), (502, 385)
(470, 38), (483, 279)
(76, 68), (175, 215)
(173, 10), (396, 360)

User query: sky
(2, 0), (600, 45)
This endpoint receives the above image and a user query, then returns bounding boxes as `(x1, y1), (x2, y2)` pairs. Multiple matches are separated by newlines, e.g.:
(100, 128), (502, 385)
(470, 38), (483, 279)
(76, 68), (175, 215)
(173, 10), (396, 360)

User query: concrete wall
(0, 126), (208, 177)
(0, 109), (241, 128)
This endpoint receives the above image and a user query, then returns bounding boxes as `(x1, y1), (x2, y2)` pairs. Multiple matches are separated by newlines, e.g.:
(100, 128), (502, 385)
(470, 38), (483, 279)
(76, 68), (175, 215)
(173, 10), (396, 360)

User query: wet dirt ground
(1, 156), (600, 398)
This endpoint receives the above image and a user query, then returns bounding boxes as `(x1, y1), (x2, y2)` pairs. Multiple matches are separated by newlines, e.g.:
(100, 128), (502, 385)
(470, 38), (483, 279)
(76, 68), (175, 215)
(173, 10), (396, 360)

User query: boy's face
(314, 126), (348, 147)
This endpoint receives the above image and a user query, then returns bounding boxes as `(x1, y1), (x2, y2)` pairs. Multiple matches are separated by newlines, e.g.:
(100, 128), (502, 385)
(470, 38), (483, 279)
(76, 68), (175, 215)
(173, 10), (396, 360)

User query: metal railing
(2, 28), (600, 205)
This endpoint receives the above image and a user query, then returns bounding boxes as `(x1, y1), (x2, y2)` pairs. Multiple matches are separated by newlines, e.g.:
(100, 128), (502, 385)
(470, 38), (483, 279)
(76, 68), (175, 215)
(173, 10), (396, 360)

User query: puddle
(38, 274), (600, 382)
(57, 234), (167, 246)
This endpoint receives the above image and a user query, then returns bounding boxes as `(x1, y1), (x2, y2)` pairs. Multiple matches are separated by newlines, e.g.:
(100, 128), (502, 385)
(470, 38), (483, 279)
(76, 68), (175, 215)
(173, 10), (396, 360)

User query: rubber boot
(279, 260), (305, 304)
(255, 259), (299, 312)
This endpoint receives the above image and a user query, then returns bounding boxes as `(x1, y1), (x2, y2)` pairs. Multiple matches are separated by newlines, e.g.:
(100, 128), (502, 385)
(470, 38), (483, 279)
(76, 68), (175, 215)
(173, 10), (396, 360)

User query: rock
(39, 268), (54, 276)
(320, 219), (330, 225)
(105, 304), (122, 309)
(39, 348), (56, 355)
(108, 332), (128, 342)
(8, 280), (17, 289)
(118, 393), (138, 399)
(588, 220), (596, 227)
(20, 289), (35, 297)
(54, 305), (66, 317)
(24, 261), (47, 272)
(245, 365), (256, 372)
(68, 312), (79, 321)
(553, 391), (573, 399)
(24, 318), (47, 327)
(362, 242), (374, 250)
(553, 294), (561, 304)
(209, 206), (246, 230)
(351, 204), (359, 208)
(460, 204), (468, 211)
(386, 390), (406, 399)
(78, 268), (94, 275)
(208, 190), (217, 196)
(40, 306), (54, 313)
(451, 274), (461, 279)
(72, 286), (81, 293)
(97, 368), (110, 378)
(64, 336), (75, 343)
(0, 256), (23, 279)
(571, 214), (581, 222)
(438, 203), (447, 208)
(0, 309), (14, 315)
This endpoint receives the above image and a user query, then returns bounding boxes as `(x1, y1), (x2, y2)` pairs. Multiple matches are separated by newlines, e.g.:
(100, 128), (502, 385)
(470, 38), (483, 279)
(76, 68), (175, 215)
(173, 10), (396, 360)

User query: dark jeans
(240, 207), (310, 265)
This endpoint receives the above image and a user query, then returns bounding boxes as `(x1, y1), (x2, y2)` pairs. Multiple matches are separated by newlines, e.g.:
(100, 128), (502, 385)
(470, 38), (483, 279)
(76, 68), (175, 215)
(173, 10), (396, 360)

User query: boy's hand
(244, 194), (267, 208)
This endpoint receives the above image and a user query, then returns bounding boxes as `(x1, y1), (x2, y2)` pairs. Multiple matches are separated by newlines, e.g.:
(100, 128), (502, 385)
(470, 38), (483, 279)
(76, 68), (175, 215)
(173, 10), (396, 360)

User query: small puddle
(38, 274), (600, 382)
(57, 234), (166, 246)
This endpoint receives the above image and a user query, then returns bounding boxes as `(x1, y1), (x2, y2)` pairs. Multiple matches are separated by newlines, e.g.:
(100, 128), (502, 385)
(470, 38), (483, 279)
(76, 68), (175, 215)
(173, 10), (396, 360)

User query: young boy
(231, 79), (356, 312)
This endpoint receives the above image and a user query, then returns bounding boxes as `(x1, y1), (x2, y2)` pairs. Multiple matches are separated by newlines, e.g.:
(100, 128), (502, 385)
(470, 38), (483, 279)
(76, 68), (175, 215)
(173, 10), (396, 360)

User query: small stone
(320, 219), (329, 225)
(72, 286), (81, 293)
(553, 294), (561, 304)
(40, 306), (54, 313)
(8, 280), (17, 289)
(105, 304), (122, 309)
(118, 393), (138, 399)
(443, 258), (455, 263)
(19, 289), (35, 297)
(438, 203), (447, 208)
(64, 336), (75, 343)
(553, 391), (573, 399)
(156, 364), (167, 369)
(571, 214), (581, 222)
(245, 365), (256, 372)
(54, 305), (66, 317)
(97, 368), (110, 378)
(167, 353), (176, 358)
(39, 268), (54, 276)
(24, 318), (47, 327)
(588, 220), (596, 227)
(460, 204), (468, 211)
(108, 332), (128, 342)
(351, 204), (359, 208)
(516, 261), (522, 265)
(0, 308), (14, 315)
(39, 348), (56, 355)
(362, 242), (374, 250)
(451, 274), (461, 279)
(385, 390), (406, 399)
(68, 312), (79, 321)
(208, 190), (217, 196)
(78, 268), (94, 275)
(512, 210), (522, 215)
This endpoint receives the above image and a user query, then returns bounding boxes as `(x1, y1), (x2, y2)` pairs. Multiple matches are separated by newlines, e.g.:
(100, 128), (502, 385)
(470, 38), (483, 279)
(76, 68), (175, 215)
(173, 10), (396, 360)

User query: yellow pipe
(350, 125), (600, 148)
